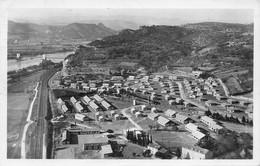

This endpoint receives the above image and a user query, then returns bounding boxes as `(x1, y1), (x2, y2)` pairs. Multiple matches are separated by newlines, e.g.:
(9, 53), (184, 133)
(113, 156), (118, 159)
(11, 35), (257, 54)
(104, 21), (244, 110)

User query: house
(57, 98), (64, 105)
(216, 96), (227, 101)
(175, 114), (193, 124)
(83, 95), (91, 104)
(176, 98), (184, 104)
(191, 130), (205, 140)
(227, 99), (239, 104)
(61, 104), (68, 113)
(148, 112), (159, 121)
(111, 76), (124, 81)
(94, 94), (103, 102)
(70, 96), (77, 105)
(181, 145), (213, 159)
(70, 83), (77, 89)
(114, 114), (121, 120)
(185, 123), (198, 133)
(89, 83), (96, 88)
(75, 113), (90, 122)
(78, 134), (109, 151)
(165, 109), (177, 118)
(208, 123), (223, 133)
(75, 102), (84, 113)
(135, 111), (142, 117)
(164, 95), (170, 100)
(131, 108), (138, 114)
(101, 144), (113, 157)
(147, 143), (162, 155)
(157, 116), (176, 127)
(151, 107), (157, 113)
(101, 100), (111, 110)
(89, 101), (99, 111)
(200, 116), (216, 126)
(110, 110), (116, 116)
(61, 130), (69, 144)
(98, 116), (105, 121)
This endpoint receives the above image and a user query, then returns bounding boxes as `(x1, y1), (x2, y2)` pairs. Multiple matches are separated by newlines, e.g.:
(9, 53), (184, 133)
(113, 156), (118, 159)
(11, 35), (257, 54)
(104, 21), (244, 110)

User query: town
(47, 56), (253, 159)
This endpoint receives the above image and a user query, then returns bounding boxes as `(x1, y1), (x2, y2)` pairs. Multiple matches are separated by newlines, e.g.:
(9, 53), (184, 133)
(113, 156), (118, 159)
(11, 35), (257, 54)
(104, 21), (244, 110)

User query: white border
(1, 0), (259, 166)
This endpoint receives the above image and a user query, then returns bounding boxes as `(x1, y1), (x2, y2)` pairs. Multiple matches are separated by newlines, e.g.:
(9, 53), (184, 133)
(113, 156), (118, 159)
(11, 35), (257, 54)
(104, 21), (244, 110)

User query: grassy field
(8, 70), (45, 93)
(7, 70), (44, 158)
(7, 93), (30, 158)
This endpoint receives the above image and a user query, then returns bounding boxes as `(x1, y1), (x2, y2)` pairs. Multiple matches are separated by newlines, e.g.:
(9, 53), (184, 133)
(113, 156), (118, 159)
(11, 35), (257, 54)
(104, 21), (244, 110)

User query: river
(8, 51), (74, 72)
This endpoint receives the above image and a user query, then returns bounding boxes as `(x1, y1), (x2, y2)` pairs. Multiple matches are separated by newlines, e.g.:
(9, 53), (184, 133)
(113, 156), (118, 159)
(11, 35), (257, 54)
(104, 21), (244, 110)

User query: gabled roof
(209, 123), (223, 130)
(70, 96), (77, 104)
(57, 98), (63, 104)
(201, 116), (215, 124)
(78, 134), (108, 147)
(94, 94), (103, 102)
(101, 100), (111, 108)
(101, 144), (113, 155)
(182, 145), (210, 155)
(148, 112), (159, 120)
(157, 116), (171, 126)
(75, 102), (83, 112)
(185, 123), (198, 132)
(175, 114), (189, 122)
(62, 104), (68, 112)
(75, 113), (85, 119)
(192, 130), (205, 140)
(83, 95), (91, 103)
(89, 101), (99, 110)
(165, 109), (177, 116)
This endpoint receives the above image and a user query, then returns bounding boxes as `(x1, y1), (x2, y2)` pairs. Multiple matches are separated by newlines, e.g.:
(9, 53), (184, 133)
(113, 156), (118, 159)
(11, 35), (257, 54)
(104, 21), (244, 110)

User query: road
(28, 67), (61, 159)
(21, 82), (39, 159)
(121, 106), (144, 131)
(218, 78), (253, 102)
(176, 82), (207, 111)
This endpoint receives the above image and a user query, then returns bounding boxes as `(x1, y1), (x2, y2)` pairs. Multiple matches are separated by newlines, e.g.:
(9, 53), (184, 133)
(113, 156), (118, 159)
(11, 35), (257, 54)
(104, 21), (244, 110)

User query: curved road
(176, 82), (207, 111)
(28, 67), (61, 159)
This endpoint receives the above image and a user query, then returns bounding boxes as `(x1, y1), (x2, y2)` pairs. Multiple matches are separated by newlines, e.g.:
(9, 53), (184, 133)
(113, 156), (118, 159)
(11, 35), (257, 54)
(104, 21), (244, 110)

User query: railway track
(28, 67), (61, 159)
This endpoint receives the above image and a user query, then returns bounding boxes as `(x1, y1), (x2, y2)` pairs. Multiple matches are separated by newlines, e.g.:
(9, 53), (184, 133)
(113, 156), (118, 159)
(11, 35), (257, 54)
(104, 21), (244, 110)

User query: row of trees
(126, 130), (153, 147)
(205, 110), (253, 126)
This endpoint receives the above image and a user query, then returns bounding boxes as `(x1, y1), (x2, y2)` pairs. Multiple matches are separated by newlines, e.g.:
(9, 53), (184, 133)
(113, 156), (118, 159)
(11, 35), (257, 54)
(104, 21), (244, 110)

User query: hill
(8, 21), (117, 41)
(67, 23), (253, 93)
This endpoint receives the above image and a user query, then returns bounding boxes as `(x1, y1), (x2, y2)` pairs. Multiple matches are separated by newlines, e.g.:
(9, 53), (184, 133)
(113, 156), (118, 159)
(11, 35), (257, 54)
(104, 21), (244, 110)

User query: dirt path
(21, 82), (39, 159)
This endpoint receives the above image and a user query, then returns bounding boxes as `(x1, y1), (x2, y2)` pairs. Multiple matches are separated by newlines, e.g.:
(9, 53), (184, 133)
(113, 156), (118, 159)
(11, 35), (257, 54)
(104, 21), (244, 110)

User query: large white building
(181, 146), (213, 159)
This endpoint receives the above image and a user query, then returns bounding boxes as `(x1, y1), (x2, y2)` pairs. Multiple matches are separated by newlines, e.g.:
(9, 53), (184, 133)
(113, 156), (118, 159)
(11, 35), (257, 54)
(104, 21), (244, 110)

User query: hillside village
(48, 50), (253, 159)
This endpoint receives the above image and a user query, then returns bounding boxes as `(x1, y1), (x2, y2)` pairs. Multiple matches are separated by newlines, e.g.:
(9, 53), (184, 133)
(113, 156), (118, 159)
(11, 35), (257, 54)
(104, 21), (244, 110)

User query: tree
(242, 116), (246, 124)
(176, 148), (181, 159)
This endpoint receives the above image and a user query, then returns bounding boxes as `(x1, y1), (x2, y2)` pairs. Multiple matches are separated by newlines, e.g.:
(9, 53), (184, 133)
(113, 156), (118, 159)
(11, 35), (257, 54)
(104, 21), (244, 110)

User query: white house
(61, 104), (68, 113)
(89, 101), (99, 111)
(191, 130), (205, 140)
(148, 112), (159, 121)
(75, 102), (84, 113)
(83, 95), (91, 104)
(165, 109), (177, 118)
(70, 96), (77, 105)
(57, 98), (64, 105)
(101, 100), (111, 110)
(75, 113), (90, 122)
(200, 116), (216, 126)
(94, 94), (103, 102)
(181, 146), (213, 159)
(185, 123), (198, 133)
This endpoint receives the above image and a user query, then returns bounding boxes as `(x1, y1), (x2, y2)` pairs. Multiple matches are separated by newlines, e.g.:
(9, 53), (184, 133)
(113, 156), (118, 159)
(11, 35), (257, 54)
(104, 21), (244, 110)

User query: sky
(8, 8), (254, 26)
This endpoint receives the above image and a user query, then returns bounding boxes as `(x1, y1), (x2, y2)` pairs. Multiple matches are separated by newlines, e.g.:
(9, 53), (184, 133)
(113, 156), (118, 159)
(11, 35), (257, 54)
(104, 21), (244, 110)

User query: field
(7, 70), (44, 158)
(7, 93), (30, 158)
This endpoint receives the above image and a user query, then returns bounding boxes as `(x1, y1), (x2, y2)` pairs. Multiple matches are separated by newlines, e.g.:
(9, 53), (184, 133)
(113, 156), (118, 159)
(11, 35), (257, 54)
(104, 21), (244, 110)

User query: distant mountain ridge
(8, 20), (117, 41)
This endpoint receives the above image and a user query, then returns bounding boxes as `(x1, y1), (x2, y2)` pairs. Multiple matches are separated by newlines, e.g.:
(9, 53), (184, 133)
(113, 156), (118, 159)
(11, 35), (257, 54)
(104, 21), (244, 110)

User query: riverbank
(8, 51), (73, 72)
